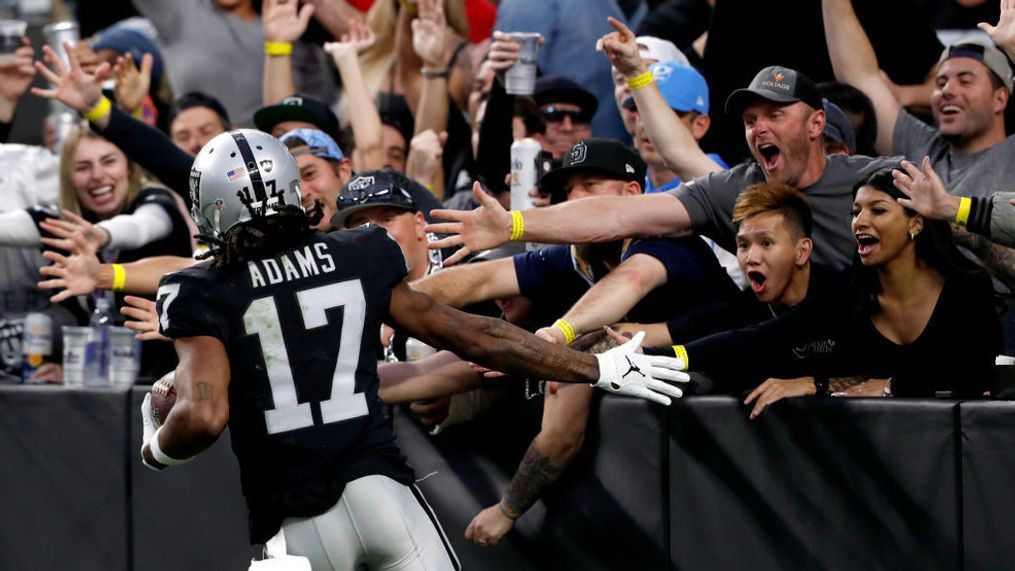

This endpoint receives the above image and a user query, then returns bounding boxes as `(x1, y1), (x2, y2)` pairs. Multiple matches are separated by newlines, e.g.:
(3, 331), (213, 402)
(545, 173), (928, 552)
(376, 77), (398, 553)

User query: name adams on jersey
(156, 226), (415, 544)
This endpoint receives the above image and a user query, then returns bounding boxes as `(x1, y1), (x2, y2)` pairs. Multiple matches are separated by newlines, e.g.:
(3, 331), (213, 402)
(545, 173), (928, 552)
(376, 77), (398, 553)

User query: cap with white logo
(538, 138), (647, 198)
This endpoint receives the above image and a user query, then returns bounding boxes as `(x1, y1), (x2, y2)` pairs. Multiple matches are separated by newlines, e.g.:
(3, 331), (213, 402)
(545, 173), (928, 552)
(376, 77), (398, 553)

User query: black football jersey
(156, 226), (415, 543)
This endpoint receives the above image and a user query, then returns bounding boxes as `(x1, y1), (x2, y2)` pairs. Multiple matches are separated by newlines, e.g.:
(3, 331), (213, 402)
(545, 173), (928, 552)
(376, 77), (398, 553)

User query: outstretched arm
(387, 282), (688, 403)
(140, 336), (230, 469)
(409, 256), (520, 307)
(822, 0), (901, 155)
(538, 253), (669, 344)
(597, 17), (721, 180)
(428, 183), (693, 265)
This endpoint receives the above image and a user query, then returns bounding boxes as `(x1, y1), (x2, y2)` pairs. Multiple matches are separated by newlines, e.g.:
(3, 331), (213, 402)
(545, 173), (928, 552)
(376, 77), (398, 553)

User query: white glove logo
(594, 331), (689, 405)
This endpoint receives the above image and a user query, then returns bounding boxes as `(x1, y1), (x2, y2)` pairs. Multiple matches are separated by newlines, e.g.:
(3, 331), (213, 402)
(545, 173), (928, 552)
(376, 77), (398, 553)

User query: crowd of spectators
(3, 0), (1015, 556)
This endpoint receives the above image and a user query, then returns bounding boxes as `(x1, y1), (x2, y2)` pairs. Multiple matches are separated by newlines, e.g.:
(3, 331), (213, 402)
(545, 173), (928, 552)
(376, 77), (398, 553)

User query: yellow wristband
(264, 41), (293, 56)
(626, 70), (654, 91)
(553, 319), (577, 346)
(509, 210), (525, 241)
(400, 0), (419, 15)
(955, 196), (972, 226)
(85, 96), (112, 123)
(671, 345), (689, 370)
(111, 263), (127, 292)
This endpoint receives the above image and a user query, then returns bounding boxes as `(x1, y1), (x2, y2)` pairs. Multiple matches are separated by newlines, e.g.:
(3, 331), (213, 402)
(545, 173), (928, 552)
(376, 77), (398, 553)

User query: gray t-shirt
(668, 155), (898, 270)
(134, 0), (329, 125)
(893, 109), (1015, 199)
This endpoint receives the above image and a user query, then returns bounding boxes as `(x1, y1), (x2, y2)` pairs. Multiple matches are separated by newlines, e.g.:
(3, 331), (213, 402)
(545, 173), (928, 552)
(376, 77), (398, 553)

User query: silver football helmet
(189, 129), (303, 238)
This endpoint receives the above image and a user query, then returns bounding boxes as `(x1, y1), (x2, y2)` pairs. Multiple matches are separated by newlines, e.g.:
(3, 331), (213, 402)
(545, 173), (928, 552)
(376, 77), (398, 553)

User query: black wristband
(421, 67), (449, 79)
(966, 195), (993, 238)
(813, 375), (830, 396)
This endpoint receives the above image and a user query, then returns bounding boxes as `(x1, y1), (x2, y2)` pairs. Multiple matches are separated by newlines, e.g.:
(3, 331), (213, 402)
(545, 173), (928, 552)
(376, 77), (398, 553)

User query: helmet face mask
(189, 129), (304, 239)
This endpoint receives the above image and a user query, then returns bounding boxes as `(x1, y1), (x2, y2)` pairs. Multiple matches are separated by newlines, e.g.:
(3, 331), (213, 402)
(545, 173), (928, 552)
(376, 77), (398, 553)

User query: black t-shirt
(664, 263), (838, 346)
(684, 269), (1001, 397)
(157, 226), (416, 544)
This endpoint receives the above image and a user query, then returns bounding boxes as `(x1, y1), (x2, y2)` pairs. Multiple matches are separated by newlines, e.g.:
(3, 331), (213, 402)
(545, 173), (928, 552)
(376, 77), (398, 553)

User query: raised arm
(140, 336), (231, 470)
(427, 183), (693, 265)
(0, 37), (35, 131)
(598, 17), (721, 180)
(409, 256), (520, 307)
(325, 22), (384, 170)
(538, 253), (669, 344)
(32, 43), (193, 199)
(822, 0), (901, 155)
(262, 0), (314, 105)
(409, 0), (450, 135)
(979, 1), (1015, 62)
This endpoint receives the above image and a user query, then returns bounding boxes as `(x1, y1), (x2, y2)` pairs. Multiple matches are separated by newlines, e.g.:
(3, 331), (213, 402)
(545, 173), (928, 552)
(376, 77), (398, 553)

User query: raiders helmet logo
(349, 176), (375, 191)
(569, 142), (587, 165)
(260, 159), (274, 173)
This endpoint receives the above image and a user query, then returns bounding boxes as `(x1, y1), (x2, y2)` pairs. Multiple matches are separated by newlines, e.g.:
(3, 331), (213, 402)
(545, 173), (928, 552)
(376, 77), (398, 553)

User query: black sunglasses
(542, 106), (591, 124)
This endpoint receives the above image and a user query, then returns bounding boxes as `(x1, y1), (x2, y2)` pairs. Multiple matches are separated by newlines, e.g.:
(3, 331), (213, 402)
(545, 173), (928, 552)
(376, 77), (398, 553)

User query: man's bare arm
(377, 351), (482, 403)
(598, 17), (721, 180)
(409, 256), (521, 307)
(141, 336), (230, 465)
(556, 254), (669, 339)
(822, 0), (901, 155)
(428, 185), (693, 265)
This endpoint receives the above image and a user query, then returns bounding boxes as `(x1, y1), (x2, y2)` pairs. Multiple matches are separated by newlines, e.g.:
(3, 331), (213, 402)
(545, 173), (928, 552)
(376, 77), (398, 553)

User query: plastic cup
(504, 32), (542, 95)
(0, 20), (27, 66)
(108, 327), (141, 387)
(42, 21), (79, 67)
(61, 326), (91, 387)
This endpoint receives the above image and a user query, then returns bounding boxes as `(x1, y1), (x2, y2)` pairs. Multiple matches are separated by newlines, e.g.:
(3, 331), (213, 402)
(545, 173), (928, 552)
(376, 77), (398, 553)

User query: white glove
(139, 393), (164, 471)
(593, 331), (689, 405)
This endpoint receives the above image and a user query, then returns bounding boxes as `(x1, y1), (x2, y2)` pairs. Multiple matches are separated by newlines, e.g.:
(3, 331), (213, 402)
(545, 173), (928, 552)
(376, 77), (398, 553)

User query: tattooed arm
(387, 281), (601, 383)
(141, 336), (231, 467)
(953, 225), (1015, 291)
(466, 383), (593, 546)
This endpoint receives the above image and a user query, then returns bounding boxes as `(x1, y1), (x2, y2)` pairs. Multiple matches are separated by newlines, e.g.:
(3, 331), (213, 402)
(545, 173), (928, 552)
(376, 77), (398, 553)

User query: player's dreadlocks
(196, 201), (324, 268)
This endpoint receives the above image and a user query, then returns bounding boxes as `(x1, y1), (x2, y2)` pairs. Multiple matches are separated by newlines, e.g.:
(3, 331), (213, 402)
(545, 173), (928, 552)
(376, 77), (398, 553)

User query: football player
(140, 130), (687, 570)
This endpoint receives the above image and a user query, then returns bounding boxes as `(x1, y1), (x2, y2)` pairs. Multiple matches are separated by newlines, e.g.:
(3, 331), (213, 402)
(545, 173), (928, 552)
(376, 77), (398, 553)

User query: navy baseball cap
(534, 76), (599, 118)
(254, 94), (341, 140)
(939, 36), (1013, 92)
(623, 60), (709, 115)
(538, 138), (646, 197)
(726, 66), (823, 116)
(280, 128), (345, 162)
(822, 98), (856, 154)
(332, 169), (444, 229)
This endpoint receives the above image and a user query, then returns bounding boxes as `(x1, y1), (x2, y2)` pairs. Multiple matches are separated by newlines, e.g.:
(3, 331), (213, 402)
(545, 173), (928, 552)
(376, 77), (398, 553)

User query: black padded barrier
(128, 387), (260, 571)
(2, 385), (1011, 570)
(959, 400), (1015, 571)
(666, 397), (960, 571)
(0, 385), (131, 571)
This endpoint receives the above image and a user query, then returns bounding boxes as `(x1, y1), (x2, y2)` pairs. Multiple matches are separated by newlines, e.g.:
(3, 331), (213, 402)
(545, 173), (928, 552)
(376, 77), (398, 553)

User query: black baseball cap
(332, 169), (443, 229)
(538, 138), (646, 197)
(253, 94), (340, 140)
(534, 76), (599, 118)
(725, 66), (823, 116)
(822, 98), (856, 154)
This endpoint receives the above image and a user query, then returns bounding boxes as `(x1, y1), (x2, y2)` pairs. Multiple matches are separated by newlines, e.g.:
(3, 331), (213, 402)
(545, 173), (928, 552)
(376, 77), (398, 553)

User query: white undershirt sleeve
(97, 202), (174, 251)
(0, 209), (43, 247)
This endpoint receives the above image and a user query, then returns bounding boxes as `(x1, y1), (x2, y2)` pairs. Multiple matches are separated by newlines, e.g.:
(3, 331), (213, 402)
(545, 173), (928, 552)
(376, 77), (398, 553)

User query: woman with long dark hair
(667, 166), (1001, 400)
